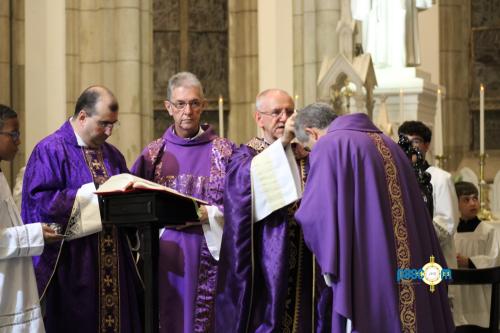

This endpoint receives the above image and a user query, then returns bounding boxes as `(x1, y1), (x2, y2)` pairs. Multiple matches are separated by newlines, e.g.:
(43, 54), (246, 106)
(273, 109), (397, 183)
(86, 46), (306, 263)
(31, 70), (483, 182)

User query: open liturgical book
(65, 174), (206, 240)
(95, 173), (207, 205)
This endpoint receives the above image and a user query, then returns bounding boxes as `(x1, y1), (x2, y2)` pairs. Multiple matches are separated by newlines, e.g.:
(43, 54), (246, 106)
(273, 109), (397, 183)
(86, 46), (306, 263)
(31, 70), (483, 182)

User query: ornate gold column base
(434, 155), (445, 169)
(478, 153), (492, 221)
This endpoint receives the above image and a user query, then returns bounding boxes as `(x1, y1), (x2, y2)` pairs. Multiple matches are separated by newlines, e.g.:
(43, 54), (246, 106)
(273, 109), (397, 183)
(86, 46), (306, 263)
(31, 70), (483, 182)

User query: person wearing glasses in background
(216, 90), (325, 332)
(21, 86), (143, 332)
(131, 72), (236, 333)
(0, 104), (63, 333)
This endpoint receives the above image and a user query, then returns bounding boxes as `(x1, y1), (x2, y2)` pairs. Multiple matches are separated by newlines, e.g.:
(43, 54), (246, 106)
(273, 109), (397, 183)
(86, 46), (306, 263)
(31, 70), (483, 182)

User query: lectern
(98, 190), (201, 333)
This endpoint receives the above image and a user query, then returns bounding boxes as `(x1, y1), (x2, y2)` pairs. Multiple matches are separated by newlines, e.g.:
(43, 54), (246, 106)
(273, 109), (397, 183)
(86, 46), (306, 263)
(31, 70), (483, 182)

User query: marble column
(227, 0), (259, 143)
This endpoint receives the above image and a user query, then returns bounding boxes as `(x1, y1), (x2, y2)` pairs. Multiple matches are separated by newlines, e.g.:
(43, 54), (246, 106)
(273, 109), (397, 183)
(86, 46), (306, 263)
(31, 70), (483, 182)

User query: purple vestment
(131, 124), (235, 333)
(295, 113), (455, 333)
(215, 138), (323, 333)
(21, 121), (143, 333)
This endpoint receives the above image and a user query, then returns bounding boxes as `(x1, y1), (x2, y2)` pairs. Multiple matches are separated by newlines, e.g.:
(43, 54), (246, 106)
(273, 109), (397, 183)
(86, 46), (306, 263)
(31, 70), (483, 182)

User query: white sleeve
(323, 273), (333, 287)
(65, 182), (102, 240)
(201, 205), (224, 261)
(0, 223), (44, 259)
(250, 139), (302, 222)
(470, 226), (500, 268)
(432, 172), (459, 239)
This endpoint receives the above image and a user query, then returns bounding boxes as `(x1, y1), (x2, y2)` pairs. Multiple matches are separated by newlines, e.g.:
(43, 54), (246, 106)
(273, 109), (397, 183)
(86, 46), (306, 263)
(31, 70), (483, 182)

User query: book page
(95, 173), (208, 205)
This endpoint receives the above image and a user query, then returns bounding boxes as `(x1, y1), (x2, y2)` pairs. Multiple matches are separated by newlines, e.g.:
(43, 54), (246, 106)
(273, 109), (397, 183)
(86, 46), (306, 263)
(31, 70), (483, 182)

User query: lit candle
(480, 84), (485, 155)
(399, 88), (404, 124)
(218, 95), (224, 138)
(434, 88), (444, 157)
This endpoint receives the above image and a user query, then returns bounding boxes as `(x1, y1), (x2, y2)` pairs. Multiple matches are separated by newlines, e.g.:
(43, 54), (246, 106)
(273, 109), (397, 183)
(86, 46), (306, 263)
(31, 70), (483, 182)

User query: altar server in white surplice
(0, 104), (61, 333)
(454, 181), (500, 328)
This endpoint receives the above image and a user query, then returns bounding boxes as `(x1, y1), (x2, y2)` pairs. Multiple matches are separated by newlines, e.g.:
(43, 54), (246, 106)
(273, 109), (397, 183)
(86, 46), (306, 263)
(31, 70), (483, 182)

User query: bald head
(73, 85), (118, 118)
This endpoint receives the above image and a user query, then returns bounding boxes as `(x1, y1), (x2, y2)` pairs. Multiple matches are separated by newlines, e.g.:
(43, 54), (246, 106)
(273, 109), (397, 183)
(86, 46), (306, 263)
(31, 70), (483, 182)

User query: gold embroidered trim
(83, 148), (120, 333)
(367, 133), (416, 333)
(246, 137), (269, 154)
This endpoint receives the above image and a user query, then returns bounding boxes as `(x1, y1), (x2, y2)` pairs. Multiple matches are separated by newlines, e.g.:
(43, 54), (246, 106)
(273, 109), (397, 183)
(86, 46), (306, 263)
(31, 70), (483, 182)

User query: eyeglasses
(258, 108), (294, 118)
(0, 130), (20, 141)
(169, 99), (203, 111)
(96, 120), (120, 129)
(409, 137), (424, 145)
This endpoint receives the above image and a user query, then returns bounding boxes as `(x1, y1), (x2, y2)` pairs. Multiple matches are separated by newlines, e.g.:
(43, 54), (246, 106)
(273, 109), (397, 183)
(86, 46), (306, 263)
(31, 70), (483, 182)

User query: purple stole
(82, 147), (121, 333)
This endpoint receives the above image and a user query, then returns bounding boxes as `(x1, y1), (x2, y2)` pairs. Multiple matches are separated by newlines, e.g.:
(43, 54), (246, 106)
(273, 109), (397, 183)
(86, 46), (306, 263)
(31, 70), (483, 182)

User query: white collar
(172, 126), (204, 141)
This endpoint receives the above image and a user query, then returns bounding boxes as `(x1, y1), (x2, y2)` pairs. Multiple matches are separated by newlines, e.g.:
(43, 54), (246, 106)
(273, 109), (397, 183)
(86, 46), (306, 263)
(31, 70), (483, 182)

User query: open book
(95, 173), (208, 205)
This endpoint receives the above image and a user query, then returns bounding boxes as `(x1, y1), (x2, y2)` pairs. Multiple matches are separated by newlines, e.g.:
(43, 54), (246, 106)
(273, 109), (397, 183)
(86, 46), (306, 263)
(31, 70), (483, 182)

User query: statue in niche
(329, 74), (357, 115)
(351, 0), (432, 68)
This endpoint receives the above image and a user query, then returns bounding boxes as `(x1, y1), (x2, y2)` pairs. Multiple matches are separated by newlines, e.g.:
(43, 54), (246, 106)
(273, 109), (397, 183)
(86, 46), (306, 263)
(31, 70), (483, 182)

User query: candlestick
(434, 88), (444, 165)
(218, 95), (224, 138)
(480, 84), (485, 155)
(399, 88), (404, 124)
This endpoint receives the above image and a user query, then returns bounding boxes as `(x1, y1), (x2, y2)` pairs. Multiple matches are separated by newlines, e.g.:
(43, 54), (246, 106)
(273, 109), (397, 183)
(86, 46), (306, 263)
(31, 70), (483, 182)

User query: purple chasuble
(295, 113), (455, 333)
(215, 138), (324, 333)
(21, 121), (143, 333)
(131, 124), (235, 333)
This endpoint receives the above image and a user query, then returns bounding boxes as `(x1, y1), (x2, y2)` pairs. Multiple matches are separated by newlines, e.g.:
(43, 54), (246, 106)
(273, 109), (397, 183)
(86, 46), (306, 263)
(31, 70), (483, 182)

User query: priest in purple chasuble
(131, 72), (235, 333)
(215, 89), (327, 333)
(21, 86), (143, 333)
(293, 103), (455, 333)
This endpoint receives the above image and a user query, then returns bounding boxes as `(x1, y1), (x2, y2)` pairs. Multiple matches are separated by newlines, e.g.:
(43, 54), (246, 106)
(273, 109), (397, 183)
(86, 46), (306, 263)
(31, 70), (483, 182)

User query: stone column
(0, 0), (12, 184)
(25, 0), (66, 159)
(257, 0), (293, 93)
(439, 0), (470, 170)
(293, 0), (342, 107)
(0, 1), (9, 106)
(76, 0), (154, 164)
(227, 0), (259, 143)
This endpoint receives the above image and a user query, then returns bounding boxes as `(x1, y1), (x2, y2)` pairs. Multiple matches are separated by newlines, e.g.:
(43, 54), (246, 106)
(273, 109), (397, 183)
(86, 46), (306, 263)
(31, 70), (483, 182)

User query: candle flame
(480, 84), (484, 92)
(437, 88), (441, 95)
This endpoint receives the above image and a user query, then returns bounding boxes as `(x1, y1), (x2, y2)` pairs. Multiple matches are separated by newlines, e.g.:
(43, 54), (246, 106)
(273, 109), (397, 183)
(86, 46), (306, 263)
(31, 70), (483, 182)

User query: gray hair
(255, 89), (292, 112)
(294, 102), (337, 143)
(0, 104), (17, 130)
(166, 72), (204, 100)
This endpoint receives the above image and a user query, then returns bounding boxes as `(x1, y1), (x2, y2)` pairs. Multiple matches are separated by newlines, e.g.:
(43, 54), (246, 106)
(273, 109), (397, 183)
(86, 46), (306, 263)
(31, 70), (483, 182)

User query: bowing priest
(131, 72), (236, 333)
(215, 89), (326, 332)
(294, 103), (455, 332)
(22, 86), (143, 332)
(0, 104), (63, 333)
